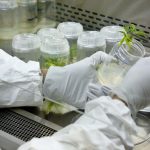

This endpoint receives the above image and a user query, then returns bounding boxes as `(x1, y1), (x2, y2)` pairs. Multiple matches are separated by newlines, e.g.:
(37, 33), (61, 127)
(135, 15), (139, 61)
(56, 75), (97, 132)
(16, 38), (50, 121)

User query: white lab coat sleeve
(0, 49), (43, 107)
(18, 96), (137, 150)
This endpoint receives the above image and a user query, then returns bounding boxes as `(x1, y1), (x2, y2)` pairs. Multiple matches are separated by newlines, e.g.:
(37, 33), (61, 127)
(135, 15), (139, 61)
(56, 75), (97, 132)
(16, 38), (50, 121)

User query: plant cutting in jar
(119, 24), (147, 47)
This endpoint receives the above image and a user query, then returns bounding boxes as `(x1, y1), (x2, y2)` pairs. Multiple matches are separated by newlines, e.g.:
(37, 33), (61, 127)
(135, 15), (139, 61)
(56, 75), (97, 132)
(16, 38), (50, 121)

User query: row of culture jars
(11, 24), (146, 91)
(0, 0), (56, 54)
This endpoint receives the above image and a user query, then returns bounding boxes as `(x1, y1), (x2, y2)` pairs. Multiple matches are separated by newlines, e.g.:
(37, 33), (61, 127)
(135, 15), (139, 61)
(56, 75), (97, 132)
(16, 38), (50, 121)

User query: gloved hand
(111, 57), (150, 118)
(43, 51), (116, 109)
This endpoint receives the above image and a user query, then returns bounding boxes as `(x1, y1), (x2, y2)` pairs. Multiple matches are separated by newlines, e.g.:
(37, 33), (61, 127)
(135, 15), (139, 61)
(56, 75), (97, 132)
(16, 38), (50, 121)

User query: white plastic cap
(100, 26), (124, 41)
(0, 0), (17, 9)
(41, 37), (70, 55)
(12, 33), (41, 52)
(77, 31), (106, 48)
(37, 28), (65, 41)
(57, 22), (83, 39)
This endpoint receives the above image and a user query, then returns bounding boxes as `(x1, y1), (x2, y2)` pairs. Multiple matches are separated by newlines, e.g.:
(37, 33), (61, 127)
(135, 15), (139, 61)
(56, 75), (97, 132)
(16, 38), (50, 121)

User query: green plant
(119, 24), (146, 47)
(41, 56), (69, 69)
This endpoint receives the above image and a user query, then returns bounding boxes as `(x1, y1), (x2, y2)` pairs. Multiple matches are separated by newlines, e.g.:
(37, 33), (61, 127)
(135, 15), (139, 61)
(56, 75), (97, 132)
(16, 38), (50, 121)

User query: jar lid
(77, 31), (106, 48)
(100, 26), (124, 41)
(37, 28), (65, 41)
(41, 37), (70, 55)
(0, 0), (17, 9)
(12, 33), (41, 52)
(57, 22), (83, 39)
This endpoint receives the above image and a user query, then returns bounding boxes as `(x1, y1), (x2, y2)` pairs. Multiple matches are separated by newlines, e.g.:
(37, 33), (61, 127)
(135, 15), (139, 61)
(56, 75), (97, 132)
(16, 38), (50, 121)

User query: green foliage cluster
(42, 56), (69, 69)
(119, 24), (146, 47)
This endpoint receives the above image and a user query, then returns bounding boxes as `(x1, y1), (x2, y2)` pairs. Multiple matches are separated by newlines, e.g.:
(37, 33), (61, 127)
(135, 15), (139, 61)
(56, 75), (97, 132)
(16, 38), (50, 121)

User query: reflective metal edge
(0, 130), (24, 150)
(11, 108), (62, 131)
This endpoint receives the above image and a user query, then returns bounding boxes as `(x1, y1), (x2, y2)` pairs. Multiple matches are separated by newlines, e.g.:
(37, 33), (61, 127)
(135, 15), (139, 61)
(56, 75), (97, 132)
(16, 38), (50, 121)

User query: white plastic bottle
(12, 33), (41, 62)
(40, 37), (70, 69)
(100, 26), (124, 54)
(57, 22), (83, 63)
(77, 31), (106, 60)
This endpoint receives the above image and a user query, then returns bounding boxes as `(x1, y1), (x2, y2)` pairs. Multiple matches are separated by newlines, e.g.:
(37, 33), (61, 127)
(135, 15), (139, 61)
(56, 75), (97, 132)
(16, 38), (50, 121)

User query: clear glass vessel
(17, 0), (38, 33)
(12, 33), (41, 62)
(40, 37), (70, 69)
(37, 0), (56, 28)
(100, 26), (124, 54)
(77, 31), (106, 60)
(57, 22), (83, 63)
(97, 39), (145, 88)
(0, 0), (18, 54)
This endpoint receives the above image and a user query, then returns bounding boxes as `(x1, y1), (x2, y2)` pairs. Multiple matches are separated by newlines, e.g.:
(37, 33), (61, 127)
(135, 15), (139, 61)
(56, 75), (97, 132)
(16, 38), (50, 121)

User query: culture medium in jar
(97, 39), (145, 88)
(77, 31), (106, 60)
(100, 26), (124, 54)
(12, 33), (41, 62)
(57, 22), (83, 62)
(40, 37), (70, 69)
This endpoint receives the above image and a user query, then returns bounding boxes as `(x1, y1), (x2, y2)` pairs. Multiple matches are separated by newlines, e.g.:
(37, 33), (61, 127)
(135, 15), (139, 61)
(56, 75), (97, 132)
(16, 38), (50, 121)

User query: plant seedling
(119, 24), (147, 47)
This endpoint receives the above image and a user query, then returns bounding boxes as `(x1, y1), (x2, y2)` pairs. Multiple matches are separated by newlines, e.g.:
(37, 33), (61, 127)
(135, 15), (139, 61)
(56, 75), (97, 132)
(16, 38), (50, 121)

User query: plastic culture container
(37, 28), (64, 41)
(17, 0), (38, 33)
(57, 22), (83, 62)
(0, 0), (18, 54)
(77, 31), (106, 60)
(12, 33), (41, 62)
(37, 0), (56, 28)
(40, 37), (70, 69)
(100, 26), (124, 54)
(97, 39), (145, 88)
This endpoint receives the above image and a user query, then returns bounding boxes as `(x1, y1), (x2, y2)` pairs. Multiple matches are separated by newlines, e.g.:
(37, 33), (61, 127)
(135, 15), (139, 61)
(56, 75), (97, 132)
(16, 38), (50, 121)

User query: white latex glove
(111, 57), (150, 118)
(0, 49), (43, 107)
(43, 51), (115, 109)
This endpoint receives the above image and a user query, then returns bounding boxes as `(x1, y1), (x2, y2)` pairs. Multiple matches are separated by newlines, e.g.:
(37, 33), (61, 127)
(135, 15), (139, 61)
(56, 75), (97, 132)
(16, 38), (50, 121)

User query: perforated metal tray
(0, 109), (61, 142)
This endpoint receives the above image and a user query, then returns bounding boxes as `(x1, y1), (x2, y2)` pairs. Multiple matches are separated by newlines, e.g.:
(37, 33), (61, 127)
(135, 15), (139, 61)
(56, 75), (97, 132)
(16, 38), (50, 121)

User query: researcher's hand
(111, 57), (150, 118)
(43, 51), (115, 109)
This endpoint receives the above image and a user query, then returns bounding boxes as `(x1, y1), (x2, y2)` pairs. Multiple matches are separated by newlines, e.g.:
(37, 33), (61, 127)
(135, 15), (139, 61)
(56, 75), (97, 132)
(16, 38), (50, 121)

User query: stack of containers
(100, 26), (124, 53)
(57, 22), (83, 63)
(12, 33), (41, 62)
(38, 27), (69, 69)
(0, 0), (18, 54)
(37, 0), (56, 28)
(17, 0), (38, 33)
(77, 31), (106, 60)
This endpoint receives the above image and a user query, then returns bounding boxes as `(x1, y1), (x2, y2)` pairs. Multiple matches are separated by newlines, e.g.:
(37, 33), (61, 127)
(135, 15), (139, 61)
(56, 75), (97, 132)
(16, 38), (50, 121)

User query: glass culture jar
(17, 0), (38, 33)
(100, 26), (124, 54)
(40, 37), (70, 69)
(97, 39), (145, 88)
(37, 28), (64, 41)
(57, 22), (83, 63)
(37, 0), (56, 28)
(12, 33), (41, 62)
(77, 31), (106, 60)
(0, 0), (18, 54)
